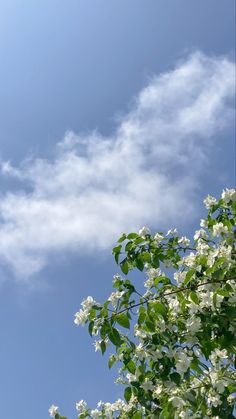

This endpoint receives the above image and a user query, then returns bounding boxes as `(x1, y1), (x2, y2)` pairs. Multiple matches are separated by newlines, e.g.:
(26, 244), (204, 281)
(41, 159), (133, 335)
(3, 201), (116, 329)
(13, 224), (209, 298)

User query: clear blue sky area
(0, 1), (235, 418)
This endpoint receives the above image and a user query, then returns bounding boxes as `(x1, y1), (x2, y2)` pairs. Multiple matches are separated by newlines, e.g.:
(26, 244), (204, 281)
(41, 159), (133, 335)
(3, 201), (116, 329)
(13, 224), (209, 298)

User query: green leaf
(132, 412), (142, 419)
(151, 301), (167, 317)
(136, 256), (144, 271)
(121, 260), (129, 275)
(108, 327), (122, 346)
(127, 233), (139, 239)
(112, 244), (122, 263)
(112, 244), (122, 254)
(138, 308), (146, 325)
(170, 372), (181, 385)
(141, 252), (151, 263)
(116, 313), (130, 329)
(117, 233), (126, 242)
(100, 340), (106, 355)
(126, 241), (134, 252)
(159, 408), (170, 419)
(145, 319), (156, 332)
(127, 360), (136, 374)
(108, 354), (117, 369)
(88, 321), (94, 337)
(189, 291), (199, 305)
(184, 269), (195, 285)
(124, 387), (132, 402)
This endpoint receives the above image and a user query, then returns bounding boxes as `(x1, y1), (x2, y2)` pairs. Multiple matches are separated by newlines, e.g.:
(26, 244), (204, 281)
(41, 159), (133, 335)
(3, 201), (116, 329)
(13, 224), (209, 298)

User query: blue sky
(0, 1), (235, 418)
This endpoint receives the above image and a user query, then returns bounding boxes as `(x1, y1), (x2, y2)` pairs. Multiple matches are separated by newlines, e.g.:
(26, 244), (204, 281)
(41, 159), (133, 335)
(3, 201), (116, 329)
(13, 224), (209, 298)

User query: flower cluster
(50, 188), (236, 418)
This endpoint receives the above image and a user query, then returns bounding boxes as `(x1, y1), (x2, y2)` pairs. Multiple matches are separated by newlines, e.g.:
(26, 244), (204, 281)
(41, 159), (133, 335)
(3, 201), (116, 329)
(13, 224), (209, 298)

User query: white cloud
(0, 51), (235, 278)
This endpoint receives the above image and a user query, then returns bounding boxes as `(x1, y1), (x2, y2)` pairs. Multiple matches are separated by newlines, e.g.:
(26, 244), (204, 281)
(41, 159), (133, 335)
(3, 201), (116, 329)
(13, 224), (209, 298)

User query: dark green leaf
(145, 319), (156, 332)
(108, 327), (122, 346)
(100, 340), (106, 355)
(136, 256), (144, 271)
(127, 360), (136, 374)
(116, 313), (130, 329)
(88, 321), (94, 337)
(124, 387), (132, 402)
(121, 260), (129, 275)
(170, 372), (181, 385)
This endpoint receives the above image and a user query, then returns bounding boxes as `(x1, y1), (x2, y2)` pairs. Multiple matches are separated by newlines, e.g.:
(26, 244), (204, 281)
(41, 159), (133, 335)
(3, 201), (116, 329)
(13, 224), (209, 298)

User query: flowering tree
(49, 188), (236, 419)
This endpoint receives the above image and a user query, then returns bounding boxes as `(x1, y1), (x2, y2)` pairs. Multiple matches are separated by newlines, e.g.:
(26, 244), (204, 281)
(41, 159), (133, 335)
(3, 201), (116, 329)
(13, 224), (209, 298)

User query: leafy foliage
(49, 188), (236, 418)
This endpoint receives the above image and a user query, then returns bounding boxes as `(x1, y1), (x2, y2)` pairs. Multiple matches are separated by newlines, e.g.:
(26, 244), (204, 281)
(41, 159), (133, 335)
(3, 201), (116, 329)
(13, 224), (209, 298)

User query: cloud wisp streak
(0, 52), (235, 278)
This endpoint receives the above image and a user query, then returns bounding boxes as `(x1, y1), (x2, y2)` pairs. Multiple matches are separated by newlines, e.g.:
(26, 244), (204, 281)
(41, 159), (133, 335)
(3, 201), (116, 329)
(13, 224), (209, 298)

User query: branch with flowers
(49, 188), (236, 419)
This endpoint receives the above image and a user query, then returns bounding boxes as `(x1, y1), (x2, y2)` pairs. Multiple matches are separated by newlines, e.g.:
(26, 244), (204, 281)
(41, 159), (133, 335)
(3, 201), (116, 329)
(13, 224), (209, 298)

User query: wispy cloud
(0, 51), (234, 278)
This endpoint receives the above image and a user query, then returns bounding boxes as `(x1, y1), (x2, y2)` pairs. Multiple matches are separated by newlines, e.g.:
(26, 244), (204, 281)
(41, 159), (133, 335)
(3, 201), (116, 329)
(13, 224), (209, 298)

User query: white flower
(194, 229), (208, 241)
(167, 228), (178, 236)
(103, 402), (114, 416)
(144, 278), (154, 288)
(218, 243), (232, 260)
(178, 236), (190, 247)
(76, 400), (87, 412)
(178, 410), (192, 419)
(174, 271), (186, 284)
(183, 252), (196, 268)
(228, 290), (236, 304)
(81, 296), (97, 310)
(200, 219), (208, 228)
(94, 340), (102, 352)
(74, 309), (88, 326)
(207, 393), (222, 407)
(93, 338), (109, 352)
(154, 232), (164, 243)
(212, 222), (228, 237)
(204, 195), (217, 209)
(188, 302), (199, 315)
(48, 405), (59, 418)
(126, 373), (136, 383)
(168, 297), (180, 315)
(175, 351), (192, 375)
(227, 394), (235, 404)
(147, 267), (161, 280)
(112, 399), (126, 410)
(153, 385), (162, 397)
(210, 349), (228, 366)
(207, 249), (218, 267)
(108, 290), (125, 307)
(138, 226), (150, 237)
(91, 409), (101, 418)
(196, 239), (210, 255)
(135, 344), (146, 359)
(215, 380), (227, 394)
(141, 378), (154, 391)
(208, 369), (227, 393)
(186, 316), (201, 334)
(221, 188), (236, 203)
(134, 327), (147, 340)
